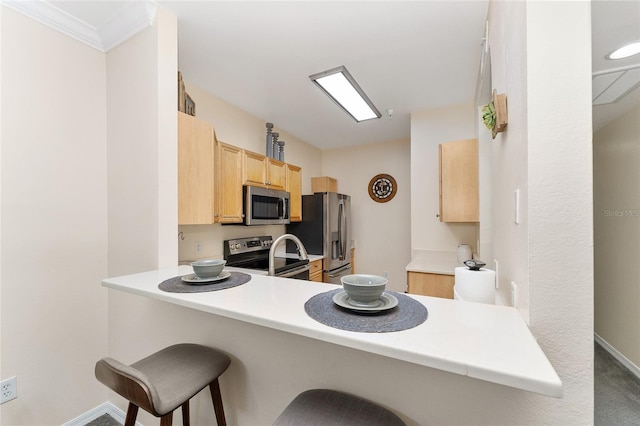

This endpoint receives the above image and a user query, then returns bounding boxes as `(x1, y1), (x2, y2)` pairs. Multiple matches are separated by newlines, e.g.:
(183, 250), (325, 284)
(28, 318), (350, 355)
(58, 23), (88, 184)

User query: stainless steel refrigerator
(287, 192), (351, 284)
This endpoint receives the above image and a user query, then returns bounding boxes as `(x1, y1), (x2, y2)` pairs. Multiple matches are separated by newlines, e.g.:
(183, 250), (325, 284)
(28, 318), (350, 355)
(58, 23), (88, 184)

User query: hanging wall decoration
(178, 71), (196, 116)
(178, 71), (186, 112)
(482, 90), (508, 139)
(368, 173), (397, 203)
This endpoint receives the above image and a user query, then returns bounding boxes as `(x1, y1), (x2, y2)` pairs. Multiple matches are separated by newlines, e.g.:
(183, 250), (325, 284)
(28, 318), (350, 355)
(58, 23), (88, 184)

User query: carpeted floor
(85, 343), (640, 426)
(85, 413), (121, 426)
(595, 342), (640, 425)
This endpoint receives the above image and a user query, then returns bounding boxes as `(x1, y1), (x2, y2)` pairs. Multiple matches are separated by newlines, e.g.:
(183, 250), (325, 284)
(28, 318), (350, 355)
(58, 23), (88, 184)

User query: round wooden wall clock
(368, 173), (397, 203)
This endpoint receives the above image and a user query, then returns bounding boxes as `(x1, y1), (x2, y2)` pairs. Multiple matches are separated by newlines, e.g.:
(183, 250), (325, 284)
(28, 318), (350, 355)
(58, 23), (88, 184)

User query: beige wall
(104, 9), (181, 424)
(0, 8), (109, 424)
(594, 105), (640, 368)
(176, 81), (323, 262)
(410, 103), (478, 252)
(106, 7), (178, 278)
(321, 139), (411, 293)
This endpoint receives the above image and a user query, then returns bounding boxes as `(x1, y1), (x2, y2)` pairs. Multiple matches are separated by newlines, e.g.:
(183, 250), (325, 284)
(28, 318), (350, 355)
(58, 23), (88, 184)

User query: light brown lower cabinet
(407, 271), (454, 299)
(309, 259), (323, 282)
(350, 247), (355, 274)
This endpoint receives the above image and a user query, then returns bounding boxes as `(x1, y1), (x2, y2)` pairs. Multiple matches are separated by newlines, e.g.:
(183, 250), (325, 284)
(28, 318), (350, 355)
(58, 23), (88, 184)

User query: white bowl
(341, 274), (388, 305)
(191, 259), (226, 278)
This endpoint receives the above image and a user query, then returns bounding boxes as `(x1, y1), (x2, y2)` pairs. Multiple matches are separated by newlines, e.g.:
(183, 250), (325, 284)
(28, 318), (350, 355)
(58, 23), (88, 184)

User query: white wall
(321, 139), (411, 292)
(410, 103), (478, 252)
(0, 8), (109, 424)
(594, 105), (640, 368)
(487, 0), (529, 316)
(489, 1), (594, 424)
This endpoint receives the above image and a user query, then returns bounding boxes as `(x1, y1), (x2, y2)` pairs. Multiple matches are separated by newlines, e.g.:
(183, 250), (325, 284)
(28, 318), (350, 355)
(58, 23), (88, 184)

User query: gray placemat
(304, 289), (428, 333)
(158, 272), (251, 293)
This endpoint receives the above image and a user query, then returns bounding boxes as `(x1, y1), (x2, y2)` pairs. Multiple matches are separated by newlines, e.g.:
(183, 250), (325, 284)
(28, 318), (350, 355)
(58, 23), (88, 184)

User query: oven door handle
(276, 264), (311, 278)
(327, 264), (351, 278)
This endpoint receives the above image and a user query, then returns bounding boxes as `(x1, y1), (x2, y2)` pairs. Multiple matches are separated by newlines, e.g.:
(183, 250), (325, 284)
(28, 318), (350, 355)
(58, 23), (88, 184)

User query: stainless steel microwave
(243, 186), (290, 225)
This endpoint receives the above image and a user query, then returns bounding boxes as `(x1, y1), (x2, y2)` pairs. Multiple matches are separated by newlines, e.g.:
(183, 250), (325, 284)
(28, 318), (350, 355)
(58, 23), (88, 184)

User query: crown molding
(2, 0), (157, 52)
(100, 1), (158, 51)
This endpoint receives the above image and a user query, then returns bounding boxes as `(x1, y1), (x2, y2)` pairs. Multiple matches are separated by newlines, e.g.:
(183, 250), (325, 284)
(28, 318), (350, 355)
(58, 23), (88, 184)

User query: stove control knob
(235, 243), (241, 250)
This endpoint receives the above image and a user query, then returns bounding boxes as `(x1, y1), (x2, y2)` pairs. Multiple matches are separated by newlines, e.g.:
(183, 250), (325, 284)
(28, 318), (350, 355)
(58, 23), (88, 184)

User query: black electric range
(223, 236), (310, 279)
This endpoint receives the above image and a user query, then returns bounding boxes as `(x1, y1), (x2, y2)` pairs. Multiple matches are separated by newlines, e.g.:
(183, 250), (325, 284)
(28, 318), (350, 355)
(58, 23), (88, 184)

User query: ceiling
(10, 1), (640, 149)
(161, 0), (490, 149)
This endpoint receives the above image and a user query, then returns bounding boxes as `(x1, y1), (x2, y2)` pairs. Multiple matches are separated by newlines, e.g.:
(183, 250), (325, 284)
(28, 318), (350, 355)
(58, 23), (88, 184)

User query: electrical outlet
(195, 241), (202, 255)
(1, 376), (17, 404)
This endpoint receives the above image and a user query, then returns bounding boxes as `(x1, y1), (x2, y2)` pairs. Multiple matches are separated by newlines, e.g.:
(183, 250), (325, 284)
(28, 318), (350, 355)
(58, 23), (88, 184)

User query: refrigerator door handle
(338, 200), (347, 261)
(343, 200), (349, 260)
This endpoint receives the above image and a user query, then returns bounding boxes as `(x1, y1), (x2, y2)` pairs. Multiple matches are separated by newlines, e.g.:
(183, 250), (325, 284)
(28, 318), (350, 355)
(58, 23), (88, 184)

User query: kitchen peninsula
(102, 265), (562, 399)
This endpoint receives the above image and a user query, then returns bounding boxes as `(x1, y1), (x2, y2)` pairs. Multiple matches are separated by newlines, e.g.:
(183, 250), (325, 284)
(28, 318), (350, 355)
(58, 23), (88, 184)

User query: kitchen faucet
(269, 234), (309, 276)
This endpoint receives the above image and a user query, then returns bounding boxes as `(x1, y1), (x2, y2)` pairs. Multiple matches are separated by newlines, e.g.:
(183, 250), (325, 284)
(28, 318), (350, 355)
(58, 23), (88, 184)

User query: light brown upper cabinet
(439, 138), (479, 222)
(178, 113), (302, 225)
(287, 164), (302, 222)
(243, 150), (287, 190)
(216, 141), (244, 224)
(178, 112), (216, 225)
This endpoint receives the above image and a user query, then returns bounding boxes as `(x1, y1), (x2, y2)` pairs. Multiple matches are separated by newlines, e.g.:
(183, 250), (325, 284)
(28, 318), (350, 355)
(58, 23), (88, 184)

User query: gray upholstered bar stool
(273, 389), (406, 426)
(95, 343), (231, 426)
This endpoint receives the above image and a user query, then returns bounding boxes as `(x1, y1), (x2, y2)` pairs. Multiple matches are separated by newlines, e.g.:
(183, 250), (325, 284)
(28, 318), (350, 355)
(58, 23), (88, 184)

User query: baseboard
(595, 333), (640, 380)
(64, 401), (143, 426)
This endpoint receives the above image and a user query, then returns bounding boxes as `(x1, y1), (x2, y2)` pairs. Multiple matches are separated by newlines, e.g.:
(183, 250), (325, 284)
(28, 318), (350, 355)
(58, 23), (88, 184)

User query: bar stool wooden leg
(181, 400), (190, 426)
(209, 379), (226, 426)
(160, 412), (173, 426)
(124, 403), (139, 426)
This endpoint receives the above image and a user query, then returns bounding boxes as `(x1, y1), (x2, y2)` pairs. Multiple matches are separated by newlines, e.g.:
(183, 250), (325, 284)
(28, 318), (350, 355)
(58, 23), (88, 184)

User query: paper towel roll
(454, 267), (496, 304)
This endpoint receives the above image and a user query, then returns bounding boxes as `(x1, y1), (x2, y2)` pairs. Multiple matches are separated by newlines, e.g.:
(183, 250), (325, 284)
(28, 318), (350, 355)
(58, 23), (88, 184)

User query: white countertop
(406, 250), (461, 275)
(102, 265), (562, 398)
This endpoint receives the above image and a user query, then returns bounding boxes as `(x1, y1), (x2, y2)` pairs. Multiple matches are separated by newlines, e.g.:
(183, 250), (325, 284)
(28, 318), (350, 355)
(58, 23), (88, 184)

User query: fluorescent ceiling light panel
(310, 66), (381, 122)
